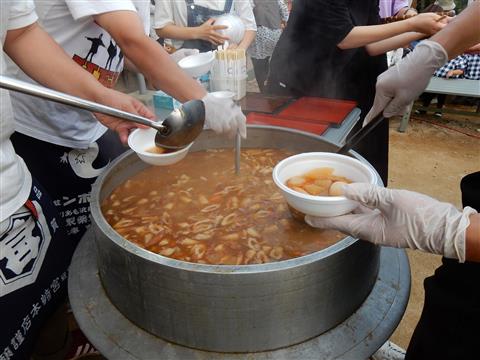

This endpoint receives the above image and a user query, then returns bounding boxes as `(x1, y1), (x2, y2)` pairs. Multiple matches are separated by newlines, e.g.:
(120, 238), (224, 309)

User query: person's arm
(305, 183), (479, 263)
(465, 43), (480, 54)
(236, 30), (255, 50)
(95, 10), (206, 102)
(466, 214), (480, 262)
(232, 0), (257, 50)
(395, 0), (418, 18)
(96, 10), (246, 138)
(3, 22), (154, 143)
(362, 1), (480, 124)
(365, 31), (425, 55)
(431, 1), (480, 59)
(338, 13), (449, 50)
(156, 21), (229, 45)
(396, 7), (417, 17)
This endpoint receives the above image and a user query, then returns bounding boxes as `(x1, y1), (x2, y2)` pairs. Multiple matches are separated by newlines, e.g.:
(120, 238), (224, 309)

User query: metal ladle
(0, 75), (205, 150)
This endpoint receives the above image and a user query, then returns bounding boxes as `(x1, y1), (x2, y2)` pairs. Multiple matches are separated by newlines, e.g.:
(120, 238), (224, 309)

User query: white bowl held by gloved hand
(273, 152), (377, 217)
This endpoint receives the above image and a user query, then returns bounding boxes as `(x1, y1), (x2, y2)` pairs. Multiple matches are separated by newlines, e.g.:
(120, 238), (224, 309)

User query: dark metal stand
(69, 231), (410, 360)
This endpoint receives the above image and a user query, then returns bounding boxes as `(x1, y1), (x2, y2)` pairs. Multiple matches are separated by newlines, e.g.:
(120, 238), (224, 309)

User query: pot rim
(91, 126), (380, 274)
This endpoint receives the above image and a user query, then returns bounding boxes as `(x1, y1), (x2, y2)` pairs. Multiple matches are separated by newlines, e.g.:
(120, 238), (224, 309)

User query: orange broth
(101, 149), (344, 265)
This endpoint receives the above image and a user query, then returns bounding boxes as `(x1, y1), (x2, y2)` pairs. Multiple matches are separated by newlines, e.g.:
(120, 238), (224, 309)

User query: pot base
(68, 230), (410, 360)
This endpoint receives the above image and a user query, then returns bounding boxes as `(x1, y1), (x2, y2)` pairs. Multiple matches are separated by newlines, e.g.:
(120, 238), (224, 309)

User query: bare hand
(446, 69), (464, 78)
(408, 13), (451, 36)
(94, 88), (155, 144)
(194, 18), (229, 45)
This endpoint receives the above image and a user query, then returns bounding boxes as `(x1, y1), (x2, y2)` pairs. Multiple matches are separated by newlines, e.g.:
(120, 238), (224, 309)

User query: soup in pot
(101, 149), (345, 265)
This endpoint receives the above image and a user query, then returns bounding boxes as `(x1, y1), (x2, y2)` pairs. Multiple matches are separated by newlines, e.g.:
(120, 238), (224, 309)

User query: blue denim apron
(183, 0), (233, 52)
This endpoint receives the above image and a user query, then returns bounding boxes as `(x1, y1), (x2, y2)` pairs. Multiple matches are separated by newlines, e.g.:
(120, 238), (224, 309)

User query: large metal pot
(91, 126), (381, 353)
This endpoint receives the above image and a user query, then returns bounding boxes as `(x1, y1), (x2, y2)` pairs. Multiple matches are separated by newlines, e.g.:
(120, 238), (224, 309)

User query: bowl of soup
(273, 152), (377, 217)
(128, 128), (192, 166)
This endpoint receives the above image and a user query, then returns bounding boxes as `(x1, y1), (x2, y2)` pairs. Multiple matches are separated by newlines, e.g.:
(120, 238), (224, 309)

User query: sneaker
(434, 112), (443, 118)
(414, 109), (426, 115)
(371, 341), (406, 360)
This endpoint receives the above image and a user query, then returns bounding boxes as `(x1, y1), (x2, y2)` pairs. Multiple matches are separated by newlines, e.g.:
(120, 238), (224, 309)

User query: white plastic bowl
(214, 14), (245, 44)
(272, 152), (377, 217)
(178, 51), (215, 78)
(128, 128), (192, 166)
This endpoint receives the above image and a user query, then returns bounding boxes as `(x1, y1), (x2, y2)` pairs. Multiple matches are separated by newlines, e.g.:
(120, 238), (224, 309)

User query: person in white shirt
(154, 0), (257, 52)
(8, 0), (246, 248)
(0, 2), (156, 358)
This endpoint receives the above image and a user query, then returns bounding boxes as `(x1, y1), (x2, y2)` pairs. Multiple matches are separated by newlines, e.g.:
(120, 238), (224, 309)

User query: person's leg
(434, 94), (447, 117)
(405, 172), (480, 360)
(415, 93), (435, 115)
(30, 302), (71, 360)
(251, 57), (270, 93)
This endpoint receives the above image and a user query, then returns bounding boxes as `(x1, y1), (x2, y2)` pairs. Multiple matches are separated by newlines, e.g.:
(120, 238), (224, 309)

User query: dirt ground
(387, 108), (480, 349)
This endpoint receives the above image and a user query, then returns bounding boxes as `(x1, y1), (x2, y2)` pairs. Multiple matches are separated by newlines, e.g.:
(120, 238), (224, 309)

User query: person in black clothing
(309, 3), (480, 359)
(266, 0), (448, 184)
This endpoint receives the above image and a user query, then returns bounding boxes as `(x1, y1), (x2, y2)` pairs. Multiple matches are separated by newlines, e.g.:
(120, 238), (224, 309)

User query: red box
(278, 97), (357, 126)
(247, 113), (329, 135)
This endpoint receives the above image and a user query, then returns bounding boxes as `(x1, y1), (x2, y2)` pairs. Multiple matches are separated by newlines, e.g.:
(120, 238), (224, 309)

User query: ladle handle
(234, 130), (241, 175)
(0, 75), (164, 132)
(337, 114), (386, 155)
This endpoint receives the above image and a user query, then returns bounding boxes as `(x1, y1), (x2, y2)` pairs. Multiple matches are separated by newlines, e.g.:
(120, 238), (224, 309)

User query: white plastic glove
(305, 183), (477, 262)
(363, 40), (448, 126)
(170, 48), (200, 63)
(202, 93), (247, 138)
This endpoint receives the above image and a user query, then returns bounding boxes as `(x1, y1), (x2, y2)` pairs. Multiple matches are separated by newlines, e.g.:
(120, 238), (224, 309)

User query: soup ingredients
(286, 167), (352, 197)
(146, 145), (175, 154)
(102, 149), (344, 265)
(328, 181), (348, 196)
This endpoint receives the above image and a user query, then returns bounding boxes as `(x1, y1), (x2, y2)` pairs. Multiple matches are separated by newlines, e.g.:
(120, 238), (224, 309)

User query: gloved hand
(363, 40), (448, 126)
(305, 183), (477, 262)
(202, 93), (247, 138)
(170, 48), (200, 63)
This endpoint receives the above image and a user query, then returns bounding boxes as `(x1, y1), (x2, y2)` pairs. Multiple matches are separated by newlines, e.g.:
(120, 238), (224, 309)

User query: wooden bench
(398, 77), (480, 132)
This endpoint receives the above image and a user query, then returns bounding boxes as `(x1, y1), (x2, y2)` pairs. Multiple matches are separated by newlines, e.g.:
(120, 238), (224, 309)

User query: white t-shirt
(154, 0), (256, 50)
(6, 0), (150, 149)
(0, 2), (38, 222)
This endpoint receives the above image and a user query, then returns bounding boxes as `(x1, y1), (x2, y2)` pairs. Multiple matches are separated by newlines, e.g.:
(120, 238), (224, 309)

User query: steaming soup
(101, 148), (345, 265)
(286, 168), (352, 196)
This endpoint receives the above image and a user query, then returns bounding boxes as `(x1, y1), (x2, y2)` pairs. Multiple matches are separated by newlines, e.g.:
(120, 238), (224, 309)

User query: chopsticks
(211, 48), (246, 98)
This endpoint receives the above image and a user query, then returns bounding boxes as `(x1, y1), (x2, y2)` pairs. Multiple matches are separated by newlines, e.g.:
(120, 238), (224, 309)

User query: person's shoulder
(66, 0), (136, 21)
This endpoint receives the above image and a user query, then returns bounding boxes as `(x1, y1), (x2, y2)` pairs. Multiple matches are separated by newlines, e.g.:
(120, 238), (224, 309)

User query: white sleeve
(65, 0), (136, 21)
(7, 1), (38, 30)
(133, 1), (151, 35)
(153, 0), (175, 29)
(233, 0), (257, 31)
